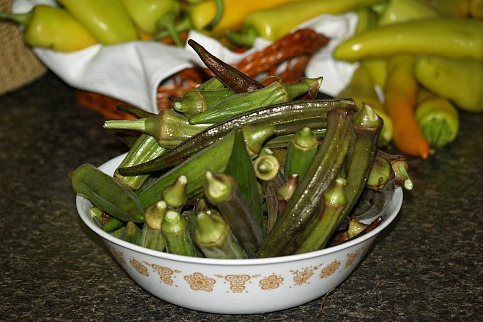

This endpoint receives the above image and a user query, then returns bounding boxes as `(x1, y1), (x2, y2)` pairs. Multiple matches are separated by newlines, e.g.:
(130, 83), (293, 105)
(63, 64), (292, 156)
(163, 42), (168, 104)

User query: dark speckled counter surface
(0, 72), (481, 321)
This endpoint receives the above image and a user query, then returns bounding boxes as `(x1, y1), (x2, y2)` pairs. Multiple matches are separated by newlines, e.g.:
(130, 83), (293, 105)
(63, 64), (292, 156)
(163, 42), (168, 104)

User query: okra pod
(224, 128), (264, 230)
(253, 150), (280, 181)
(70, 163), (144, 223)
(377, 150), (413, 190)
(204, 171), (265, 258)
(283, 127), (318, 181)
(276, 173), (298, 220)
(173, 87), (236, 117)
(262, 170), (286, 233)
(103, 109), (209, 147)
(134, 125), (277, 209)
(161, 209), (197, 256)
(256, 106), (356, 258)
(141, 201), (167, 251)
(366, 151), (395, 191)
(130, 99), (356, 172)
(162, 175), (188, 210)
(188, 39), (264, 93)
(289, 177), (347, 255)
(121, 221), (142, 246)
(114, 134), (166, 190)
(188, 78), (320, 124)
(195, 211), (248, 259)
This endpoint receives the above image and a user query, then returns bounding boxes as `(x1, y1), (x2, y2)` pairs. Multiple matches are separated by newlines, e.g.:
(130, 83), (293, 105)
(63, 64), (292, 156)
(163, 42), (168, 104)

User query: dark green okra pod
(127, 99), (355, 173)
(121, 221), (142, 246)
(70, 163), (144, 223)
(134, 124), (277, 209)
(256, 106), (356, 258)
(224, 128), (264, 230)
(173, 87), (236, 117)
(204, 171), (265, 258)
(284, 127), (318, 181)
(188, 39), (264, 93)
(195, 211), (248, 259)
(161, 209), (197, 256)
(162, 175), (188, 210)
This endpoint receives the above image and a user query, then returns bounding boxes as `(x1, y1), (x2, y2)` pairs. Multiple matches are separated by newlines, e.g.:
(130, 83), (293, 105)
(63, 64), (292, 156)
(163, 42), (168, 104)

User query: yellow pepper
(427, 0), (471, 17)
(0, 5), (98, 51)
(414, 55), (483, 113)
(377, 0), (439, 26)
(337, 65), (393, 147)
(228, 0), (384, 46)
(188, 0), (299, 36)
(334, 17), (483, 62)
(120, 0), (180, 35)
(57, 0), (139, 45)
(415, 88), (460, 148)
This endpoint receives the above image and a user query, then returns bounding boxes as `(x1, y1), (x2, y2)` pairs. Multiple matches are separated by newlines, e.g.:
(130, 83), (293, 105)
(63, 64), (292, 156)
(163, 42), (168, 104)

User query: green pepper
(57, 0), (139, 45)
(414, 55), (483, 113)
(0, 5), (98, 51)
(334, 17), (483, 61)
(120, 0), (180, 35)
(227, 0), (384, 47)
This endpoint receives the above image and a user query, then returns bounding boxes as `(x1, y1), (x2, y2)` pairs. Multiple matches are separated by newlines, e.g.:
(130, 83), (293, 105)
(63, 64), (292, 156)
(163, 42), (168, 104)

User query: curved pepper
(227, 0), (383, 46)
(414, 55), (483, 113)
(120, 0), (180, 35)
(0, 5), (98, 51)
(334, 17), (483, 61)
(57, 0), (139, 45)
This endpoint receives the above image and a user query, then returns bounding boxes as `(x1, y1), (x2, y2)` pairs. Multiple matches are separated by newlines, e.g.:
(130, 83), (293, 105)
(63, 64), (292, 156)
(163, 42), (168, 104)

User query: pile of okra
(71, 39), (413, 259)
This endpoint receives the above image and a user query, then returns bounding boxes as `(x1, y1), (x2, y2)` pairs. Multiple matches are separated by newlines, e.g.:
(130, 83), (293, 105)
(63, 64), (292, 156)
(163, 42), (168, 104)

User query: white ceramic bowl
(76, 154), (403, 314)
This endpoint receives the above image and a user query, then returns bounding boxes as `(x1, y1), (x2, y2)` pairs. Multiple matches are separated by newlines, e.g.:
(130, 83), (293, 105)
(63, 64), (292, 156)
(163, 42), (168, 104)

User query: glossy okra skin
(125, 99), (356, 173)
(161, 210), (197, 257)
(256, 106), (357, 258)
(283, 127), (318, 181)
(204, 171), (265, 258)
(70, 163), (145, 223)
(173, 87), (236, 117)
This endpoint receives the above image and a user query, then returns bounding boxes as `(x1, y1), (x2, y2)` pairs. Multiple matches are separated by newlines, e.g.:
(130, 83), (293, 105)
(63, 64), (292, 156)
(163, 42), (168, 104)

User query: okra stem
(283, 127), (318, 181)
(141, 201), (167, 251)
(162, 175), (188, 209)
(161, 209), (196, 256)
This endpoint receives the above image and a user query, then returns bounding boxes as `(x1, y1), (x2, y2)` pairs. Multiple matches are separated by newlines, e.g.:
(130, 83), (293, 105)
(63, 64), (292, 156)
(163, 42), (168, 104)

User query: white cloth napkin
(13, 0), (358, 113)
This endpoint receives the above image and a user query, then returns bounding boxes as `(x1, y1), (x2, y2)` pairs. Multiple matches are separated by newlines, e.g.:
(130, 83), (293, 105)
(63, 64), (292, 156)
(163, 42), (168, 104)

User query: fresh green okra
(134, 125), (277, 209)
(161, 209), (197, 256)
(188, 78), (322, 124)
(141, 201), (167, 251)
(121, 221), (142, 246)
(103, 109), (209, 147)
(253, 149), (280, 181)
(204, 171), (265, 258)
(366, 151), (395, 191)
(162, 175), (188, 209)
(224, 128), (264, 230)
(195, 211), (248, 259)
(283, 127), (318, 181)
(70, 163), (144, 223)
(256, 106), (357, 258)
(173, 87), (236, 117)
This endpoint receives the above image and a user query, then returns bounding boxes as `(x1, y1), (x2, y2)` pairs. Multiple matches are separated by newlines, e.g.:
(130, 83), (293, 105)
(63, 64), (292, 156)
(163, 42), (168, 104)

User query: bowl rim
(76, 153), (403, 267)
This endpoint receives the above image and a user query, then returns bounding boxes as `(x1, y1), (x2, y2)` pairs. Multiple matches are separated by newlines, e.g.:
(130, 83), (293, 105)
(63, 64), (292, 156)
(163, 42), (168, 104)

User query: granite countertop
(0, 72), (481, 321)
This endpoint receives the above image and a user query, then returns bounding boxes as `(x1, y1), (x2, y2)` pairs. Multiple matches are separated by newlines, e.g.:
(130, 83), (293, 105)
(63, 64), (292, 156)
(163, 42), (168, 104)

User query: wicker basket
(76, 29), (330, 120)
(0, 0), (47, 96)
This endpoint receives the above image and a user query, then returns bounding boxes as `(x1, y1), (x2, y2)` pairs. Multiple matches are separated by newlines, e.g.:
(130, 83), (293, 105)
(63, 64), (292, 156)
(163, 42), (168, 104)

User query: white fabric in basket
(13, 0), (358, 113)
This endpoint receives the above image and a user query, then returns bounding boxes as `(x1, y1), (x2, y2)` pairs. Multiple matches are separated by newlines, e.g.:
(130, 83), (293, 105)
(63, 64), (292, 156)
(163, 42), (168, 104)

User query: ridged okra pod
(188, 78), (321, 124)
(161, 209), (197, 256)
(256, 106), (357, 258)
(103, 109), (209, 147)
(130, 99), (356, 172)
(141, 201), (167, 251)
(121, 221), (142, 246)
(70, 163), (144, 223)
(287, 177), (347, 255)
(173, 87), (236, 117)
(162, 175), (188, 210)
(204, 171), (265, 258)
(114, 134), (166, 190)
(253, 149), (280, 181)
(195, 211), (248, 259)
(134, 124), (277, 209)
(224, 128), (264, 230)
(283, 127), (318, 181)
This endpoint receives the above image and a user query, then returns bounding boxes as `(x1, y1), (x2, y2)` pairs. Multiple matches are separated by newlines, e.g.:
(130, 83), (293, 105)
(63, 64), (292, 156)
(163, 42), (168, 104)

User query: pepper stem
(0, 11), (31, 27)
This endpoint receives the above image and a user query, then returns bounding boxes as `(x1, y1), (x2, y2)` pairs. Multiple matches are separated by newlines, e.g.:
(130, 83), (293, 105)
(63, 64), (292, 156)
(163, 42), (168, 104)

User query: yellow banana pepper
(0, 5), (98, 51)
(427, 0), (470, 17)
(57, 0), (139, 45)
(120, 0), (180, 35)
(333, 17), (483, 61)
(414, 55), (483, 113)
(337, 65), (393, 147)
(377, 0), (439, 26)
(415, 88), (459, 148)
(189, 0), (299, 36)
